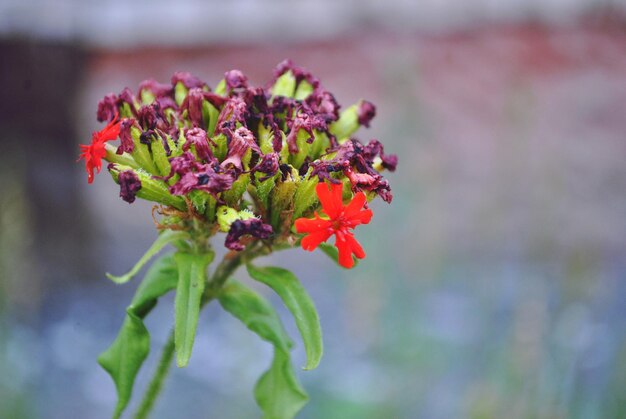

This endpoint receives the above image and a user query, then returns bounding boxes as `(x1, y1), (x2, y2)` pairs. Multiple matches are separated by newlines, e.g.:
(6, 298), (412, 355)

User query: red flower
(78, 116), (121, 183)
(295, 182), (373, 268)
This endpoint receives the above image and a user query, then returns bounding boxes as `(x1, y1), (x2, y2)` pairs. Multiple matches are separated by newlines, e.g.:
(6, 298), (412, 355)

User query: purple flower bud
(138, 79), (173, 99)
(171, 71), (206, 89)
(362, 139), (397, 172)
(252, 152), (279, 181)
(117, 87), (138, 115)
(166, 152), (235, 197)
(285, 110), (324, 153)
(272, 59), (320, 89)
(97, 93), (118, 122)
(225, 69), (248, 90)
(182, 88), (228, 128)
(217, 97), (249, 133)
(357, 100), (376, 128)
(116, 118), (136, 155)
(183, 128), (215, 162)
(310, 138), (396, 202)
(118, 170), (142, 203)
(183, 88), (205, 127)
(221, 127), (260, 171)
(224, 218), (273, 251)
(305, 89), (340, 123)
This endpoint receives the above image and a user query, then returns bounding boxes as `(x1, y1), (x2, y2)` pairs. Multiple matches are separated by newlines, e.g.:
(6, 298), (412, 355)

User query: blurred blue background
(1, 1), (626, 418)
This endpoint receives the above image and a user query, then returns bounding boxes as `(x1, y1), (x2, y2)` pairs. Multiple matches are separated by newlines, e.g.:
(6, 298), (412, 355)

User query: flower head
(294, 182), (373, 268)
(78, 116), (121, 183)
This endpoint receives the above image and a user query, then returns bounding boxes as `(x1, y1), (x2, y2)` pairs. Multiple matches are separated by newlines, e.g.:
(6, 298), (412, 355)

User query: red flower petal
(294, 214), (332, 234)
(316, 182), (343, 219)
(301, 229), (333, 251)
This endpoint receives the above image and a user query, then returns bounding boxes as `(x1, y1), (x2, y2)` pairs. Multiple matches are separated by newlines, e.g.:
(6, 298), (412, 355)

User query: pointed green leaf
(106, 230), (189, 284)
(219, 281), (293, 353)
(174, 251), (214, 367)
(247, 265), (323, 370)
(254, 348), (309, 419)
(318, 242), (359, 269)
(98, 255), (178, 419)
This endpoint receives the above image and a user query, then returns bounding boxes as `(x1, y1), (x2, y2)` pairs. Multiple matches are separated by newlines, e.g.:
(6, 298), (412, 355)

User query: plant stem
(133, 242), (266, 419)
(134, 329), (176, 419)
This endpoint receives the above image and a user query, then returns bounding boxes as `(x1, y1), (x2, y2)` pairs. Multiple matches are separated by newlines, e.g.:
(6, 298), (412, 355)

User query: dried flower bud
(118, 170), (142, 203)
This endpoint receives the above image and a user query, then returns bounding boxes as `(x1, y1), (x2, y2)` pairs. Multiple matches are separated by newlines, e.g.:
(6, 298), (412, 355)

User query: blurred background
(1, 1), (626, 418)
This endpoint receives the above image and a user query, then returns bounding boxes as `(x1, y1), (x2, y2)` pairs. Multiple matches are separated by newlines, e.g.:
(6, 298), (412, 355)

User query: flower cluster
(79, 60), (396, 267)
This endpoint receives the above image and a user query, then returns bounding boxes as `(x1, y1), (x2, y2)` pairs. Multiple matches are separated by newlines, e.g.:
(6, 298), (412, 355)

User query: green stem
(134, 330), (175, 419)
(132, 241), (270, 419)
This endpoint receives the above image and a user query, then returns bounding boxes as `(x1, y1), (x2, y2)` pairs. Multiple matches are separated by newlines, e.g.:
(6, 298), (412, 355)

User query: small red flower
(295, 182), (373, 268)
(78, 116), (121, 183)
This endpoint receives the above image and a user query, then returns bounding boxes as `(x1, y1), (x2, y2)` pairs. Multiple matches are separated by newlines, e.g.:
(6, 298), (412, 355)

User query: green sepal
(140, 89), (155, 105)
(292, 172), (319, 220)
(258, 121), (275, 155)
(98, 255), (178, 419)
(188, 190), (211, 214)
(212, 133), (228, 162)
(294, 80), (314, 100)
(129, 126), (160, 174)
(214, 79), (227, 96)
(270, 179), (297, 231)
(271, 71), (296, 98)
(247, 264), (323, 370)
(108, 164), (187, 211)
(174, 82), (188, 107)
(328, 102), (359, 143)
(289, 129), (312, 169)
(151, 136), (172, 177)
(254, 172), (278, 210)
(222, 173), (250, 206)
(174, 251), (214, 367)
(106, 230), (189, 284)
(202, 100), (220, 136)
(104, 143), (140, 170)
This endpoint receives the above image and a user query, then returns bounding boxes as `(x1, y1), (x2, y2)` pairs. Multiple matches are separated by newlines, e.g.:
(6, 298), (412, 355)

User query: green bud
(328, 103), (359, 143)
(271, 71), (296, 98)
(108, 164), (186, 211)
(216, 206), (239, 232)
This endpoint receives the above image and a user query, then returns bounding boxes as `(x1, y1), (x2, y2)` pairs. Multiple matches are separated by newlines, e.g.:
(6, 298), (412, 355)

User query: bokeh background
(1, 1), (626, 418)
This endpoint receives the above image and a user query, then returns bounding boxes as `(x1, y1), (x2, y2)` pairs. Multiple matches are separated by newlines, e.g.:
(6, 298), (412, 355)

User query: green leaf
(219, 281), (293, 353)
(318, 242), (359, 269)
(106, 230), (189, 284)
(254, 348), (309, 419)
(247, 264), (323, 370)
(98, 255), (178, 419)
(174, 251), (214, 367)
